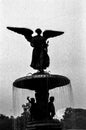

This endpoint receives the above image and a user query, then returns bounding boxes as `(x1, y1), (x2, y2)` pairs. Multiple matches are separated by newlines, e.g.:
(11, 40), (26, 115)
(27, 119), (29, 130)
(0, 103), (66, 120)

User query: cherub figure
(7, 27), (64, 72)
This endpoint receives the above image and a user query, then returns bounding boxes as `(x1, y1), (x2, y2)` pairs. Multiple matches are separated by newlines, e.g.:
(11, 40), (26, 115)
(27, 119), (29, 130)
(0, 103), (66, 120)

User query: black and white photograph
(0, 0), (86, 129)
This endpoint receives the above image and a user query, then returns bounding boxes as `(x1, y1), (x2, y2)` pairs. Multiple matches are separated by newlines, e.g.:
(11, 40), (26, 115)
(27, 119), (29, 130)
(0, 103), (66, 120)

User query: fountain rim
(13, 72), (70, 91)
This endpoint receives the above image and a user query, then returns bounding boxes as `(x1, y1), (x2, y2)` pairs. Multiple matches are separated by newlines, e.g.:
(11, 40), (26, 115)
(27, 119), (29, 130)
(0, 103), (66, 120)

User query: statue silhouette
(7, 27), (64, 72)
(48, 96), (55, 119)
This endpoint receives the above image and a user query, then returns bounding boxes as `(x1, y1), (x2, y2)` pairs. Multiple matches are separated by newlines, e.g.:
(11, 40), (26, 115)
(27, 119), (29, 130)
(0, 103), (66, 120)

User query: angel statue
(7, 27), (64, 72)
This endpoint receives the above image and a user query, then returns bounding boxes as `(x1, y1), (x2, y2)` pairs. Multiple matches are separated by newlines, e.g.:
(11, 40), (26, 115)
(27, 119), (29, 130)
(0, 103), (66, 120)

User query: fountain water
(49, 83), (74, 111)
(12, 82), (73, 118)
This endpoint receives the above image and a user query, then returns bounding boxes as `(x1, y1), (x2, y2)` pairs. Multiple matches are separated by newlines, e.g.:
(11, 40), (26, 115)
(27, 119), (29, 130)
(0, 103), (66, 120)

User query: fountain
(7, 27), (70, 130)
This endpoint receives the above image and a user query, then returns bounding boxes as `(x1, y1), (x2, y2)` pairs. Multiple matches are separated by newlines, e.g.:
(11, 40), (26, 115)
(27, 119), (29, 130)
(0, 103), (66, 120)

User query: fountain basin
(13, 72), (70, 91)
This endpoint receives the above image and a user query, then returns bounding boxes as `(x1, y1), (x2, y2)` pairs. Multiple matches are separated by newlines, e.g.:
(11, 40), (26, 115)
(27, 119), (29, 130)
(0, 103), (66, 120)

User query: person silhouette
(48, 96), (55, 119)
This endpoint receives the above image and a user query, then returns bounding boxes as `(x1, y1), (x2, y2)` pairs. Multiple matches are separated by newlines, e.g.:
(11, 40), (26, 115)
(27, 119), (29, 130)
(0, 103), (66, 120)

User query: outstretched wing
(7, 27), (33, 42)
(43, 30), (64, 39)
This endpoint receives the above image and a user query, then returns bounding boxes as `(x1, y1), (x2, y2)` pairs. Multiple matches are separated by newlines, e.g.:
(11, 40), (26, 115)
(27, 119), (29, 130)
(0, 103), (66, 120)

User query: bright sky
(0, 0), (86, 117)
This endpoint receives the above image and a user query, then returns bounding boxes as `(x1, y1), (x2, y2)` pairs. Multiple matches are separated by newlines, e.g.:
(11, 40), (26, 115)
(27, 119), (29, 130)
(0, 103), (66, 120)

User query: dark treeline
(61, 107), (86, 129)
(1, 107), (86, 130)
(0, 114), (13, 130)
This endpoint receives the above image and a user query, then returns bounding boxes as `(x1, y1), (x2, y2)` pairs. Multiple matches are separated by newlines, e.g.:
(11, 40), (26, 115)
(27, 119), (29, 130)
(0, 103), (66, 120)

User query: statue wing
(43, 30), (64, 39)
(7, 27), (33, 42)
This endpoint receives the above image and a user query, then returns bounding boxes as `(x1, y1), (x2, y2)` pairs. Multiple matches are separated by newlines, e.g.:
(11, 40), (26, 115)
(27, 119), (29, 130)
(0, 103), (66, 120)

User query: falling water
(13, 87), (22, 117)
(50, 82), (74, 113)
(12, 83), (74, 116)
(12, 86), (35, 117)
(12, 81), (74, 127)
(12, 86), (36, 130)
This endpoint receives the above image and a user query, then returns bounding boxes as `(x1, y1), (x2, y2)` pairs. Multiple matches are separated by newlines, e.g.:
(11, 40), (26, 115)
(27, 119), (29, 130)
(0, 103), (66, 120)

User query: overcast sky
(0, 0), (86, 116)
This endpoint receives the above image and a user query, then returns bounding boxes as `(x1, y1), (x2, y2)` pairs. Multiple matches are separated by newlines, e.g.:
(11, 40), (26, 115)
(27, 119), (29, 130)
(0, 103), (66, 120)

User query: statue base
(26, 119), (62, 130)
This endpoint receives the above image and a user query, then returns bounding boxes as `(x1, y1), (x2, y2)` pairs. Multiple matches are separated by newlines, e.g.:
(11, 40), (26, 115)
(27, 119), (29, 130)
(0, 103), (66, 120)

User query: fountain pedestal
(13, 72), (70, 130)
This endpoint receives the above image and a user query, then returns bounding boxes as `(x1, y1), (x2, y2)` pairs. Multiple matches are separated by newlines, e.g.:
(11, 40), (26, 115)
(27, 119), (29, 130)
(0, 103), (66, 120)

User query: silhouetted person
(48, 96), (55, 119)
(7, 26), (64, 72)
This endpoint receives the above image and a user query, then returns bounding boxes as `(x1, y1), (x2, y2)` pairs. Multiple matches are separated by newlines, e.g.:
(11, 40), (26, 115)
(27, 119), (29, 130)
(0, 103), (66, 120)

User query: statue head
(35, 28), (42, 35)
(50, 96), (54, 102)
(31, 98), (35, 104)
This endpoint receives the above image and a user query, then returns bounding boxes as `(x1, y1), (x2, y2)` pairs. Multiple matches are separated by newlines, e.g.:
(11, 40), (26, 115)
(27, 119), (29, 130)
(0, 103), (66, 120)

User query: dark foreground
(1, 107), (86, 130)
